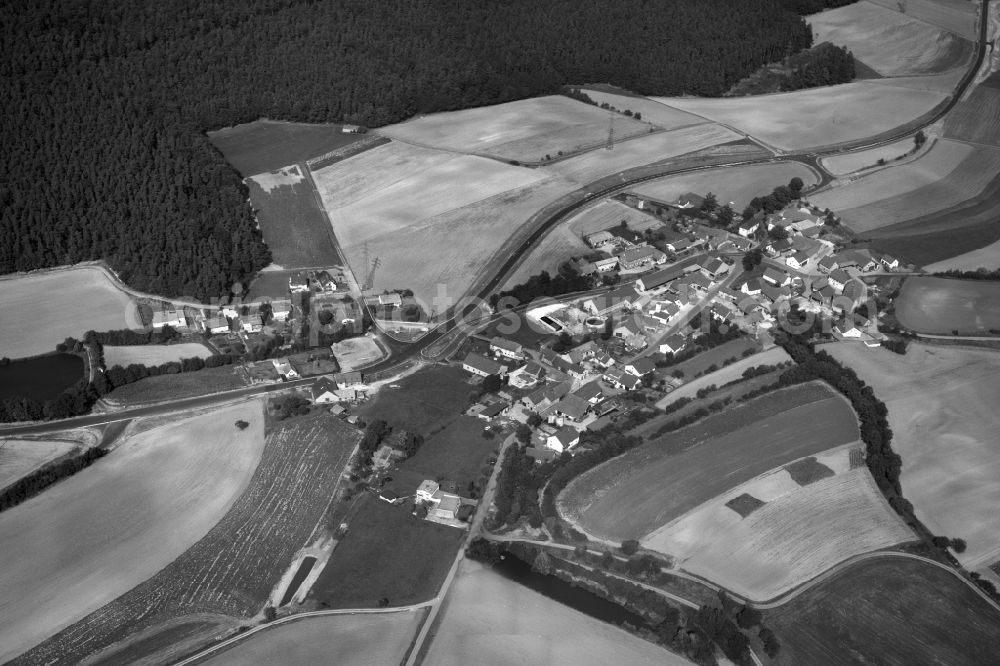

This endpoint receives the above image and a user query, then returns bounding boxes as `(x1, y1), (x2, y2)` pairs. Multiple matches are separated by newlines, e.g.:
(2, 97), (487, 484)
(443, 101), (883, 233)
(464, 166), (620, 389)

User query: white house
(270, 300), (293, 322)
(416, 480), (440, 502)
(222, 305), (240, 319)
(152, 309), (185, 330)
(239, 314), (263, 333)
(785, 251), (811, 271)
(828, 269), (851, 292)
(741, 278), (763, 296)
(738, 220), (759, 238)
(490, 336), (524, 360)
(289, 274), (309, 293)
(546, 426), (581, 453)
(310, 377), (339, 403)
(659, 334), (687, 355)
(203, 315), (229, 334)
(334, 371), (364, 389)
(762, 266), (791, 287)
(271, 358), (299, 378)
(624, 357), (657, 377)
(835, 322), (863, 338)
(881, 254), (899, 270)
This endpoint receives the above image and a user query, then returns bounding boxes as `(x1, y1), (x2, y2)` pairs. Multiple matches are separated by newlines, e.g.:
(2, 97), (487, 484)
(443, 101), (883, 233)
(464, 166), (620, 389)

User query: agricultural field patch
(246, 168), (341, 268)
(378, 95), (654, 161)
(105, 364), (248, 406)
(0, 402), (265, 664)
(424, 560), (690, 666)
(309, 493), (464, 609)
(784, 456), (835, 485)
(355, 364), (479, 434)
(631, 161), (819, 210)
(820, 136), (919, 175)
(826, 342), (1000, 568)
(653, 83), (948, 152)
(895, 276), (1000, 333)
(725, 493), (765, 518)
(655, 347), (792, 409)
(0, 439), (78, 492)
(867, 0), (980, 39)
(207, 120), (366, 177)
(202, 612), (425, 666)
(577, 88), (708, 130)
(767, 557), (1000, 665)
(945, 71), (1000, 147)
(924, 236), (1000, 271)
(559, 382), (859, 542)
(646, 468), (913, 600)
(808, 1), (972, 76)
(103, 342), (214, 368)
(0, 266), (138, 360)
(20, 412), (358, 666)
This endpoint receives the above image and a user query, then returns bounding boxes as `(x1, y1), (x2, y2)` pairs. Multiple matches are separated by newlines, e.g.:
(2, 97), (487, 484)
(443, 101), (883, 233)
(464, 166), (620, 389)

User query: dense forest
(2, 0), (854, 300)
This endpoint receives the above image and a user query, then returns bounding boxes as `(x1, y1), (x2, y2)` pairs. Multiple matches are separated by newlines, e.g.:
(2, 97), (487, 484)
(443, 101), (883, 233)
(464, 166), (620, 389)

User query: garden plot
(826, 342), (1000, 568)
(0, 266), (138, 359)
(820, 137), (918, 175)
(378, 95), (653, 161)
(867, 0), (979, 39)
(578, 88), (708, 130)
(808, 1), (972, 76)
(895, 276), (1000, 333)
(0, 402), (265, 665)
(653, 83), (948, 152)
(103, 342), (214, 367)
(0, 438), (78, 491)
(20, 413), (359, 666)
(632, 162), (819, 211)
(645, 465), (913, 600)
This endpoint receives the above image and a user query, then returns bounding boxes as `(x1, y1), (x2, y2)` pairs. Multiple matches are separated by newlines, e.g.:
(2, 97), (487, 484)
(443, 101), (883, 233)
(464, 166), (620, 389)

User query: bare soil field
(103, 342), (214, 368)
(203, 611), (425, 666)
(0, 266), (138, 359)
(826, 342), (1000, 567)
(20, 412), (359, 666)
(808, 1), (972, 76)
(632, 162), (819, 210)
(329, 336), (383, 370)
(653, 83), (949, 152)
(246, 168), (340, 268)
(378, 95), (653, 161)
(767, 557), (1000, 665)
(577, 88), (708, 130)
(944, 71), (1000, 147)
(895, 276), (1000, 333)
(0, 439), (78, 491)
(813, 141), (1000, 233)
(655, 347), (791, 408)
(820, 137), (917, 175)
(867, 0), (980, 39)
(424, 560), (692, 666)
(559, 382), (859, 542)
(207, 120), (366, 177)
(105, 364), (247, 406)
(0, 402), (265, 664)
(925, 237), (1000, 271)
(645, 466), (912, 600)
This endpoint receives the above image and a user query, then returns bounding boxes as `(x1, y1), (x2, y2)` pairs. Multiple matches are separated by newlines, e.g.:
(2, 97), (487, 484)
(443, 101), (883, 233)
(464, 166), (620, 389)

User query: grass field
(0, 402), (265, 664)
(103, 342), (214, 367)
(559, 382), (860, 542)
(945, 71), (1000, 147)
(20, 412), (359, 665)
(867, 0), (980, 39)
(820, 136), (917, 175)
(378, 95), (654, 161)
(246, 167), (340, 268)
(0, 266), (138, 359)
(355, 364), (479, 434)
(645, 465), (913, 600)
(925, 237), (1000, 271)
(207, 120), (366, 177)
(653, 82), (948, 152)
(0, 438), (78, 491)
(767, 557), (1000, 665)
(578, 88), (708, 130)
(827, 342), (1000, 568)
(808, 1), (972, 76)
(106, 364), (247, 405)
(424, 560), (691, 666)
(655, 347), (791, 408)
(399, 416), (497, 492)
(203, 612), (425, 666)
(631, 162), (819, 210)
(813, 141), (1000, 234)
(310, 493), (464, 608)
(895, 276), (1000, 333)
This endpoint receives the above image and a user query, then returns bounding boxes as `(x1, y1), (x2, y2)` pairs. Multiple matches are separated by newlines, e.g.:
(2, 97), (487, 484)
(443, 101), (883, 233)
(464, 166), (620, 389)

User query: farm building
(334, 371), (363, 389)
(311, 377), (339, 403)
(152, 309), (185, 330)
(433, 494), (461, 521)
(836, 249), (880, 272)
(666, 237), (693, 253)
(585, 230), (615, 248)
(617, 245), (667, 270)
(636, 266), (684, 293)
(548, 394), (591, 423)
(700, 256), (730, 280)
(672, 192), (705, 209)
(476, 402), (509, 421)
(566, 340), (598, 364)
(462, 352), (505, 377)
(489, 336), (524, 360)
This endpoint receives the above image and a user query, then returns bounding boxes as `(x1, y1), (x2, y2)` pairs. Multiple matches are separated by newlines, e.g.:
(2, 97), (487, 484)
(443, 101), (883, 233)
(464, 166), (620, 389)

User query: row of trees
(0, 447), (108, 513)
(491, 266), (593, 309)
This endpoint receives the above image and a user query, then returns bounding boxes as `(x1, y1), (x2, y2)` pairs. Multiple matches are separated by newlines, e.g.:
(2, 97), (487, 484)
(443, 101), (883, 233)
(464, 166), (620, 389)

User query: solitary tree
(915, 129), (927, 149)
(620, 539), (640, 556)
(717, 204), (735, 227)
(701, 192), (718, 213)
(789, 176), (804, 195)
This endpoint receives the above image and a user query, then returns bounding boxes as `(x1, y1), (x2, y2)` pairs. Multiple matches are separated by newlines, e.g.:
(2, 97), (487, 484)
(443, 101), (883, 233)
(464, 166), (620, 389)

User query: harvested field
(329, 336), (383, 371)
(0, 266), (137, 360)
(895, 276), (1000, 333)
(0, 439), (77, 491)
(655, 347), (791, 408)
(653, 83), (948, 152)
(106, 364), (247, 406)
(548, 123), (743, 184)
(924, 237), (1000, 271)
(559, 382), (860, 542)
(632, 162), (819, 210)
(820, 137), (918, 175)
(646, 467), (913, 600)
(945, 71), (1000, 147)
(767, 557), (1000, 665)
(378, 95), (653, 161)
(424, 560), (691, 666)
(808, 1), (972, 76)
(246, 168), (340, 268)
(103, 342), (213, 368)
(867, 0), (979, 39)
(203, 612), (424, 666)
(0, 402), (265, 664)
(19, 412), (359, 666)
(310, 493), (464, 609)
(207, 120), (366, 177)
(577, 88), (708, 130)
(826, 342), (1000, 567)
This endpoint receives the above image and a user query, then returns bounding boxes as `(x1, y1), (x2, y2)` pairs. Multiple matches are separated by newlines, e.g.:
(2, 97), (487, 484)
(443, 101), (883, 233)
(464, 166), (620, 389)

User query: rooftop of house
(573, 381), (604, 401)
(629, 356), (657, 374)
(490, 336), (523, 353)
(463, 352), (503, 375)
(311, 377), (338, 397)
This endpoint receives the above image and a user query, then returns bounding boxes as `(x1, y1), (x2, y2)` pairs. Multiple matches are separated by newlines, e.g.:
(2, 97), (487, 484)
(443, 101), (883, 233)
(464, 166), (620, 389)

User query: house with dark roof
(549, 394), (591, 422)
(603, 367), (641, 390)
(701, 256), (730, 280)
(818, 256), (838, 273)
(741, 278), (763, 296)
(334, 371), (363, 389)
(617, 245), (667, 270)
(636, 266), (684, 293)
(311, 377), (339, 403)
(546, 426), (581, 453)
(659, 334), (687, 355)
(573, 381), (605, 404)
(828, 269), (851, 292)
(624, 357), (657, 377)
(462, 352), (504, 377)
(762, 266), (791, 287)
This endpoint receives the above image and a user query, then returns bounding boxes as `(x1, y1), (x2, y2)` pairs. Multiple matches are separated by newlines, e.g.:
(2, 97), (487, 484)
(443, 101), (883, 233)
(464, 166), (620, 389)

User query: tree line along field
(104, 364), (248, 407)
(558, 382), (860, 542)
(16, 412), (358, 666)
(0, 437), (81, 493)
(0, 402), (265, 665)
(807, 1), (973, 77)
(894, 276), (1000, 334)
(826, 342), (1000, 569)
(766, 557), (1000, 665)
(576, 87), (709, 130)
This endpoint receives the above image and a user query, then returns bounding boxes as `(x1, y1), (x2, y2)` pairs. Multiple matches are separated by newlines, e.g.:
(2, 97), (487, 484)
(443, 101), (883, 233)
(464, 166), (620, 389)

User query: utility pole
(606, 108), (614, 150)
